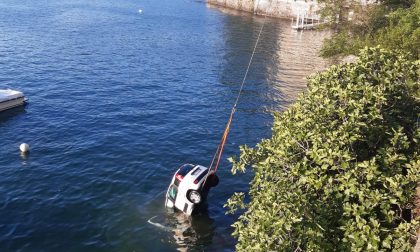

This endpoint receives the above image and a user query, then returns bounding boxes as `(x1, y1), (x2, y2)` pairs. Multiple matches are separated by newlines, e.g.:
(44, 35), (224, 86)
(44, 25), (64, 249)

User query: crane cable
(203, 0), (271, 186)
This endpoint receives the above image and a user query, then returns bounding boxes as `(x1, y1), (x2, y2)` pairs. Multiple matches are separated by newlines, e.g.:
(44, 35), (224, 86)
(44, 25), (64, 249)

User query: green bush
(226, 47), (420, 251)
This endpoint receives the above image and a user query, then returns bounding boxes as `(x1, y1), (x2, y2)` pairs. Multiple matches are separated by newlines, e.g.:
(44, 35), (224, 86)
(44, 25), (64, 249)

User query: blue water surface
(0, 0), (327, 251)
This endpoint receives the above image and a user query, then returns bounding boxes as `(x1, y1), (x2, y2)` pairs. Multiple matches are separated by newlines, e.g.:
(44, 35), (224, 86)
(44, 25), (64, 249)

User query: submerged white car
(165, 164), (219, 215)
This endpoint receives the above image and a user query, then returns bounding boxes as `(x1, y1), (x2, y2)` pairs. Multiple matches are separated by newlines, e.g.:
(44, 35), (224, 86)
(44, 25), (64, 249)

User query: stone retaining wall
(207, 0), (320, 19)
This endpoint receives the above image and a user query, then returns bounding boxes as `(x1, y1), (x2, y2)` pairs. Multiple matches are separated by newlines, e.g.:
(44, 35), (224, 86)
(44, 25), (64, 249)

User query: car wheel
(187, 190), (201, 204)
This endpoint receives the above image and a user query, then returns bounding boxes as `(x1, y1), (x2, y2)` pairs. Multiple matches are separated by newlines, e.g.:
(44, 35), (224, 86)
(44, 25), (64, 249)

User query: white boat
(0, 89), (27, 112)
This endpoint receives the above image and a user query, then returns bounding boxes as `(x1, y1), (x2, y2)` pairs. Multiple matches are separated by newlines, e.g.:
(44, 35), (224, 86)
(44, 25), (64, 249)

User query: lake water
(0, 1), (327, 251)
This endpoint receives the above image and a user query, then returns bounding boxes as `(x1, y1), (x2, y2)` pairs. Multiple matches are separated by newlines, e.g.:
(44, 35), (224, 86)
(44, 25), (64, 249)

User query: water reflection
(269, 23), (330, 106)
(213, 4), (330, 111)
(167, 209), (215, 252)
(148, 206), (215, 252)
(0, 106), (26, 124)
(20, 152), (30, 166)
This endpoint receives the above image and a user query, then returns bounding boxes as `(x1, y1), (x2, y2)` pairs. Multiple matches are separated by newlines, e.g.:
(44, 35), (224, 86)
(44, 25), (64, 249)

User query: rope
(203, 0), (271, 186)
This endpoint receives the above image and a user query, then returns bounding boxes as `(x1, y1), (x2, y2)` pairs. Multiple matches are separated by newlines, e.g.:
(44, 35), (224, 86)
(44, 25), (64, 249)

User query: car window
(177, 164), (195, 177)
(195, 169), (208, 184)
(168, 185), (177, 200)
(191, 167), (201, 176)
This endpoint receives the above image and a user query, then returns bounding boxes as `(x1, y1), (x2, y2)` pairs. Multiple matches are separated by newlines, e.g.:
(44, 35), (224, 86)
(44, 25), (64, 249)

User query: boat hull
(0, 97), (26, 112)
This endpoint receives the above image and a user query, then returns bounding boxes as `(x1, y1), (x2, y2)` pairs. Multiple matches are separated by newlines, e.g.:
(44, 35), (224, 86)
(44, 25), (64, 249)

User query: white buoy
(138, 9), (143, 14)
(20, 143), (30, 153)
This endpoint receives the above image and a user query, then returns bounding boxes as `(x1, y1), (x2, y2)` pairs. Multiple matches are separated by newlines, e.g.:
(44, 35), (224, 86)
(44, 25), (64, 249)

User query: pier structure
(291, 12), (322, 30)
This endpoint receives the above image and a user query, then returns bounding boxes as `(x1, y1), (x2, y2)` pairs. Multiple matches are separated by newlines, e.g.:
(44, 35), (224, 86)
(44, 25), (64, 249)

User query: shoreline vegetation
(220, 0), (420, 250)
(226, 47), (419, 251)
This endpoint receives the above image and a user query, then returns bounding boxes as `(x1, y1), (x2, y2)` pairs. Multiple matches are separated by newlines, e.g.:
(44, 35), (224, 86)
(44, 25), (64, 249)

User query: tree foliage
(225, 47), (420, 251)
(319, 0), (420, 60)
